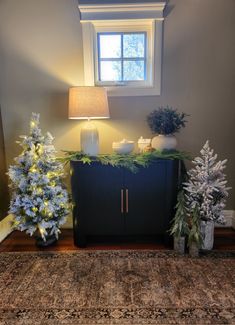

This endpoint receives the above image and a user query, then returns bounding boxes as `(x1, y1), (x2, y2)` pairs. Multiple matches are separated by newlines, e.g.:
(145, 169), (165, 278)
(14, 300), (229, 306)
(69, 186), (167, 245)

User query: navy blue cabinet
(71, 160), (180, 247)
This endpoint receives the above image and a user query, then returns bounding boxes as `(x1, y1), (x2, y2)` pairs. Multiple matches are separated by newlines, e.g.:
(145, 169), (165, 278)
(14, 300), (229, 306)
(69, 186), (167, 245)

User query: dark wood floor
(0, 228), (234, 252)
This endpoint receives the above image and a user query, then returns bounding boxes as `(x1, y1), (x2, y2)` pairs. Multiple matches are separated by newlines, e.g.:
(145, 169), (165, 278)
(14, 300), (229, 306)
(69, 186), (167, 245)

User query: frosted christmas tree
(8, 113), (70, 241)
(184, 141), (230, 224)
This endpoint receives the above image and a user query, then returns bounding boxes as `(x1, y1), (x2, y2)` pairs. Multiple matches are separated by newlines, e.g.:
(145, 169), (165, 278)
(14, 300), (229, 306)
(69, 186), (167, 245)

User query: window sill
(105, 84), (161, 97)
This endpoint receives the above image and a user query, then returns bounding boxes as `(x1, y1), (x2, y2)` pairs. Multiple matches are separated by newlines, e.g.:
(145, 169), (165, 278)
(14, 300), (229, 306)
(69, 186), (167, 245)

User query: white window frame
(78, 2), (166, 97)
(95, 21), (153, 88)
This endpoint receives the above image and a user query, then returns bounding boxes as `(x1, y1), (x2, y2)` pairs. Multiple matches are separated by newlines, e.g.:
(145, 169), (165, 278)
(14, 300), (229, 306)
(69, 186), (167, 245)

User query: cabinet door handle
(126, 189), (129, 213)
(121, 189), (124, 213)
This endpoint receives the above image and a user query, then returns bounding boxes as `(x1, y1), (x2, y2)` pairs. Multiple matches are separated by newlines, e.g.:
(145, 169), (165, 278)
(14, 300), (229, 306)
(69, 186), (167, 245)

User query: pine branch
(169, 190), (189, 238)
(60, 150), (191, 173)
(188, 206), (203, 247)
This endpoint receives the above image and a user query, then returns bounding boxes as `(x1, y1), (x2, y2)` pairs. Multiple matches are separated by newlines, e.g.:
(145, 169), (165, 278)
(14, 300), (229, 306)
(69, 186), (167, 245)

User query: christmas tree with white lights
(8, 113), (70, 241)
(184, 141), (230, 224)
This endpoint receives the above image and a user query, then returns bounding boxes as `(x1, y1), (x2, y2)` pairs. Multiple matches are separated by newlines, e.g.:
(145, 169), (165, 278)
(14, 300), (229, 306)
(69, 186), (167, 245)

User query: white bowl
(112, 141), (134, 154)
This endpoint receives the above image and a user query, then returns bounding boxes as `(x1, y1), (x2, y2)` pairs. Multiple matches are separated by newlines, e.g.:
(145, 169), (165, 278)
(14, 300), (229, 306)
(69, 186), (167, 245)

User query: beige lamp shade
(68, 86), (110, 119)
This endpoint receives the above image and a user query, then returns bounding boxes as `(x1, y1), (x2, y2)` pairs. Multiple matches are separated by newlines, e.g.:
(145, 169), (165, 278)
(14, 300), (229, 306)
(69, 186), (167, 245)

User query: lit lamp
(68, 86), (110, 156)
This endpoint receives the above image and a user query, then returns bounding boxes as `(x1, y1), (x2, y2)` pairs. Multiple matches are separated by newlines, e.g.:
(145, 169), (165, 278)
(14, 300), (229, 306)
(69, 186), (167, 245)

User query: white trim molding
(61, 214), (73, 229)
(0, 214), (13, 243)
(59, 211), (235, 230)
(78, 1), (166, 97)
(0, 212), (234, 241)
(79, 2), (166, 21)
(215, 210), (235, 229)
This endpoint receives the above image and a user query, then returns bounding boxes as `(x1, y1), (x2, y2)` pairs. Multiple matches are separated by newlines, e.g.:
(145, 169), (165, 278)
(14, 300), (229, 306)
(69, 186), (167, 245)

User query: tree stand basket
(35, 233), (58, 247)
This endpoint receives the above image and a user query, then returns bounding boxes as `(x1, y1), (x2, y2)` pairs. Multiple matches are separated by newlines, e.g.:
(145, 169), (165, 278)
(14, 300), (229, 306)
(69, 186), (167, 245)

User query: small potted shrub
(147, 106), (188, 150)
(169, 190), (189, 254)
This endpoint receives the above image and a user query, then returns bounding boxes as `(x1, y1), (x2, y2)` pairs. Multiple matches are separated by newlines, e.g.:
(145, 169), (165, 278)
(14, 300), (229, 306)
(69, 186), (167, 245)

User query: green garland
(59, 149), (191, 173)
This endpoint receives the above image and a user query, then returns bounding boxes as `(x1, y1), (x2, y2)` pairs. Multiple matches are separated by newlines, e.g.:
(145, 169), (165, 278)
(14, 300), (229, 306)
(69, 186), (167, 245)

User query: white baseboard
(0, 214), (14, 243)
(232, 213), (235, 229)
(0, 211), (234, 243)
(62, 211), (235, 230)
(61, 214), (73, 229)
(215, 210), (235, 229)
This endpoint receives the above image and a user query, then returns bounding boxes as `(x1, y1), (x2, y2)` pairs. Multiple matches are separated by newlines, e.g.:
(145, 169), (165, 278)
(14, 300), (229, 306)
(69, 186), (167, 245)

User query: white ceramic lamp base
(80, 121), (99, 156)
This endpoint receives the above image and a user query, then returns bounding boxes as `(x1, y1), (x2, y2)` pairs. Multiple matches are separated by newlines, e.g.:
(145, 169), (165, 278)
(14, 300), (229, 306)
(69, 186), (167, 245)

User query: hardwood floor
(0, 228), (234, 252)
(213, 227), (235, 250)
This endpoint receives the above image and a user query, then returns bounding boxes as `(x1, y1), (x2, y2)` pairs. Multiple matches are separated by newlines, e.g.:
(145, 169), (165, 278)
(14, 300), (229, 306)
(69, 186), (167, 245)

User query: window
(79, 2), (166, 96)
(97, 32), (147, 83)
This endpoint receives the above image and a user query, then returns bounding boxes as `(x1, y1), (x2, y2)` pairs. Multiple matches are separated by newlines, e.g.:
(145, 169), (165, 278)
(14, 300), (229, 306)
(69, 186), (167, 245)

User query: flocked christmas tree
(8, 113), (70, 241)
(184, 140), (230, 224)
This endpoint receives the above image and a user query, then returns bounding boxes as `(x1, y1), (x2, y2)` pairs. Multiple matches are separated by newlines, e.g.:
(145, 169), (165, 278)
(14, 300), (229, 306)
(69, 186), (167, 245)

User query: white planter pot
(200, 220), (215, 250)
(174, 236), (185, 254)
(189, 241), (199, 257)
(151, 135), (177, 151)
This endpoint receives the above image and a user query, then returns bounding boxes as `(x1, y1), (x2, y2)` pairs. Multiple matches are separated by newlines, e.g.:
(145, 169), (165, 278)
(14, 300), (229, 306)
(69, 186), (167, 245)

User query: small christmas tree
(184, 140), (230, 224)
(8, 113), (70, 241)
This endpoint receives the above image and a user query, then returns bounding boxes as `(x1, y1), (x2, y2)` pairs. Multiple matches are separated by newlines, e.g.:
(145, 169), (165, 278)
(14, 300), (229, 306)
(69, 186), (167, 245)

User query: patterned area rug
(0, 250), (234, 325)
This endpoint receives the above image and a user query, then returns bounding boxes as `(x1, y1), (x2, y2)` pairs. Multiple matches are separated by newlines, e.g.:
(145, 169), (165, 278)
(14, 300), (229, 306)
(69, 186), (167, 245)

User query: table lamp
(68, 86), (110, 156)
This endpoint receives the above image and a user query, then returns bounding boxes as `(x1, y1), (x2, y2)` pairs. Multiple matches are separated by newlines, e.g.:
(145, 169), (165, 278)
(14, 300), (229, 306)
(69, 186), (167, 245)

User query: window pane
(100, 61), (121, 81)
(123, 60), (145, 81)
(123, 33), (145, 58)
(99, 34), (121, 58)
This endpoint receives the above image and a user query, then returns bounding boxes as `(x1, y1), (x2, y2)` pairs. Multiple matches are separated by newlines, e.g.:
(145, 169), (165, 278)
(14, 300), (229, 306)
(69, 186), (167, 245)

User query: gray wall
(0, 0), (234, 209)
(0, 107), (9, 220)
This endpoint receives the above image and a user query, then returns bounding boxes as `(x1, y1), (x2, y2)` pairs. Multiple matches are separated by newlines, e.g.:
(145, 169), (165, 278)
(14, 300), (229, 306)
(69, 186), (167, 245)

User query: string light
(39, 226), (46, 237)
(37, 188), (43, 194)
(37, 144), (43, 155)
(29, 166), (38, 173)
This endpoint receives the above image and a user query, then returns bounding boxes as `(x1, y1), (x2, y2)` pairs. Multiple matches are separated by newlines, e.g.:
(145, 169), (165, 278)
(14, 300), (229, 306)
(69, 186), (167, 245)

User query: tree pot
(35, 233), (58, 248)
(174, 236), (185, 254)
(200, 220), (215, 250)
(151, 135), (177, 151)
(189, 241), (199, 257)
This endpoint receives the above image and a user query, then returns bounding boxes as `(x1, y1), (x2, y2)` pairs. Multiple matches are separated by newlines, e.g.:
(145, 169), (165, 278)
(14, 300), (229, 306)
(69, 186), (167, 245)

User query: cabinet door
(71, 161), (125, 236)
(124, 160), (178, 235)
